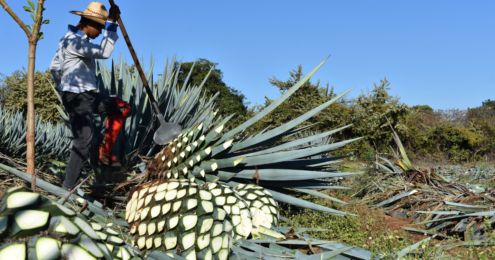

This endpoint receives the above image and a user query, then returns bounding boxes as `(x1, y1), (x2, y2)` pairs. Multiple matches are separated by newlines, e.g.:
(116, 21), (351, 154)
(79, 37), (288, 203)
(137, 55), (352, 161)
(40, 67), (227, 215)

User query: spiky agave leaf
(90, 56), (220, 167)
(0, 105), (71, 161)
(0, 187), (131, 260)
(51, 56), (220, 168)
(125, 179), (232, 259)
(229, 223), (374, 259)
(143, 58), (360, 216)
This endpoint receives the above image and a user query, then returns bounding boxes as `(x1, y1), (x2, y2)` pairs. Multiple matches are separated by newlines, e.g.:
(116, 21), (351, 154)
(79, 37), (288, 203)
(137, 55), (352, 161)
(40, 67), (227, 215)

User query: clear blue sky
(1, 0), (493, 110)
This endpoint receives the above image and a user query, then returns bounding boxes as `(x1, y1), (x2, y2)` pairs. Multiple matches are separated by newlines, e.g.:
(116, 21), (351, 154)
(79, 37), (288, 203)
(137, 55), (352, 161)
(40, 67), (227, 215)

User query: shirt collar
(68, 25), (87, 38)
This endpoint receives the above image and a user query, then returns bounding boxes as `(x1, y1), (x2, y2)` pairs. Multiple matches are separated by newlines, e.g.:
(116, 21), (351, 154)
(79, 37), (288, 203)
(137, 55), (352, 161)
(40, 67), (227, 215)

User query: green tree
(246, 65), (349, 136)
(482, 99), (495, 109)
(1, 0), (48, 176)
(351, 78), (409, 153)
(411, 105), (434, 115)
(468, 100), (495, 120)
(0, 69), (60, 123)
(175, 59), (249, 129)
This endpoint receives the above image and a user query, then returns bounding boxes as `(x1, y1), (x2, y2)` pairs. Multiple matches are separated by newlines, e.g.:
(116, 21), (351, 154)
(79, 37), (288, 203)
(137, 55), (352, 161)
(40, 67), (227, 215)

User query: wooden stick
(107, 0), (162, 117)
(61, 175), (92, 205)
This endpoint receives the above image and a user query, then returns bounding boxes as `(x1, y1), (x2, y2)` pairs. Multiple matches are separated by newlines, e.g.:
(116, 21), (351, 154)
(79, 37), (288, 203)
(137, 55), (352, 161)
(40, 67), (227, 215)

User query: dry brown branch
(79, 200), (89, 213)
(62, 175), (92, 205)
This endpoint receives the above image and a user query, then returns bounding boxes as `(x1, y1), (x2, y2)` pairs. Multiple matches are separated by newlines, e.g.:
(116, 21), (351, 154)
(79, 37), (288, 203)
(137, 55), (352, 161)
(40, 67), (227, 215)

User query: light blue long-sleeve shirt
(49, 22), (119, 93)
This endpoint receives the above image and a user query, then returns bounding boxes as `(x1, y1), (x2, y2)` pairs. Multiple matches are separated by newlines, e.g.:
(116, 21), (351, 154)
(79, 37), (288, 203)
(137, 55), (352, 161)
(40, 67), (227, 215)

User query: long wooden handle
(108, 0), (162, 116)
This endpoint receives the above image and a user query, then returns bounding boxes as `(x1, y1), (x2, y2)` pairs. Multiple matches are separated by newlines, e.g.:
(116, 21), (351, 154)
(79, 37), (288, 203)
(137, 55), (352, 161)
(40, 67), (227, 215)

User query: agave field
(0, 56), (494, 260)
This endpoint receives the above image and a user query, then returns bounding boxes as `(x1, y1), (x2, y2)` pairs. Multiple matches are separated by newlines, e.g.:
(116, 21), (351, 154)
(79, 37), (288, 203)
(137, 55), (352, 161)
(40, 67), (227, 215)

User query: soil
(459, 195), (483, 204)
(341, 196), (352, 203)
(344, 203), (476, 257)
(352, 203), (428, 243)
(322, 190), (427, 242)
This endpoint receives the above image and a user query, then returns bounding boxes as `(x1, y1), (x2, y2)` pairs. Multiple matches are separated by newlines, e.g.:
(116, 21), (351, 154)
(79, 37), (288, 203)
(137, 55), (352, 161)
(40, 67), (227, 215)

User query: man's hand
(108, 4), (121, 23)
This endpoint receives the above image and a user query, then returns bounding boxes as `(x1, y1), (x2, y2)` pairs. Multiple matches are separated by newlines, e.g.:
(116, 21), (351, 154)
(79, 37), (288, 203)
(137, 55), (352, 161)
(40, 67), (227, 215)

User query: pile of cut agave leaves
(367, 130), (495, 256)
(0, 58), (375, 260)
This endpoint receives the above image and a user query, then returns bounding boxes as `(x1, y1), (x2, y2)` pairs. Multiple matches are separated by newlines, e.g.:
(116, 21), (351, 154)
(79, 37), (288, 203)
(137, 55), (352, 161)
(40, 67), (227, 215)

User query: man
(49, 2), (130, 191)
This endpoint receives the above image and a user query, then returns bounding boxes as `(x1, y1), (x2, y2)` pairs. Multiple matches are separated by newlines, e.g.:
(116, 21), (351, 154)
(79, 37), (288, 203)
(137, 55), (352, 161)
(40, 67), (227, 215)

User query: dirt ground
(352, 201), (428, 243)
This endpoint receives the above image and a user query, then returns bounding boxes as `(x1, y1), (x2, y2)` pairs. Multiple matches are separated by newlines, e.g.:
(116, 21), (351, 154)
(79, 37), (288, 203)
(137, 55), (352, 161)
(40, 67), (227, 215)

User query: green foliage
(91, 56), (220, 167)
(402, 105), (495, 163)
(0, 105), (71, 161)
(246, 65), (347, 135)
(23, 0), (49, 40)
(175, 58), (249, 129)
(245, 63), (495, 164)
(282, 201), (415, 256)
(0, 69), (60, 123)
(481, 99), (495, 108)
(349, 78), (409, 154)
(244, 66), (409, 160)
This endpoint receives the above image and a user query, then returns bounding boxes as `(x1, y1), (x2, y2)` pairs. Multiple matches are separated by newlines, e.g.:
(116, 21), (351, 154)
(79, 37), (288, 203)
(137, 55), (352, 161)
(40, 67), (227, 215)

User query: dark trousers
(61, 91), (120, 190)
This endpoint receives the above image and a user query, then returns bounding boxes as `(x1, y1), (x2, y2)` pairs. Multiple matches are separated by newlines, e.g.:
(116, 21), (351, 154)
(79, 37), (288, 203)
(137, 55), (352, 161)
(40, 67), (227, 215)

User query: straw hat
(69, 2), (108, 25)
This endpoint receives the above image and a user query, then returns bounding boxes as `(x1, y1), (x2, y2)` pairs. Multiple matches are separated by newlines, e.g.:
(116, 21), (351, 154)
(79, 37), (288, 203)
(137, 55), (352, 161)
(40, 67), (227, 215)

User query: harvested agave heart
(126, 179), (232, 260)
(127, 58), (361, 258)
(234, 184), (280, 229)
(204, 182), (253, 239)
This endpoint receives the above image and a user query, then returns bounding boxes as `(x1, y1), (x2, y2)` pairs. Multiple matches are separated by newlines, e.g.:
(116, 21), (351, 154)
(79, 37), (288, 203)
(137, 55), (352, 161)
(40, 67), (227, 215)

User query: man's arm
(49, 50), (62, 88)
(67, 5), (121, 60)
(67, 22), (119, 60)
